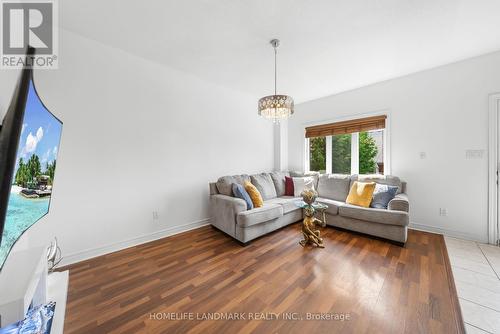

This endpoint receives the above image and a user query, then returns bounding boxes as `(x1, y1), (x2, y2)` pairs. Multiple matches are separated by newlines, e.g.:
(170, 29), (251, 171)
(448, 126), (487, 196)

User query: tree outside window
(331, 134), (351, 174)
(359, 131), (378, 174)
(309, 137), (326, 172)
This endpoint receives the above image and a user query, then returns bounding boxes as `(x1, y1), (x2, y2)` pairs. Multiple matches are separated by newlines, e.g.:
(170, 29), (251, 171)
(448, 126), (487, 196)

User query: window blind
(305, 115), (386, 138)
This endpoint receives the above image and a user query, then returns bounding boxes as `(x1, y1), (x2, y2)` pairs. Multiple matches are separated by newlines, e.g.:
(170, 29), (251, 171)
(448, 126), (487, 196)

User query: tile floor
(444, 236), (500, 334)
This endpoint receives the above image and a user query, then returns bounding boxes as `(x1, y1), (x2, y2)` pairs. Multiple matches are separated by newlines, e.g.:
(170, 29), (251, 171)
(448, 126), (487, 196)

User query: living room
(0, 1), (499, 333)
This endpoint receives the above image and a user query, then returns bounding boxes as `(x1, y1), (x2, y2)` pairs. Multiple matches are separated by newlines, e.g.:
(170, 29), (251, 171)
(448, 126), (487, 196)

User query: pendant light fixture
(258, 39), (294, 122)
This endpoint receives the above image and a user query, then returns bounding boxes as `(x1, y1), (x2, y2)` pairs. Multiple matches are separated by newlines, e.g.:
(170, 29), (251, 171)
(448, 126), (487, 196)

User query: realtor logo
(1, 0), (58, 69)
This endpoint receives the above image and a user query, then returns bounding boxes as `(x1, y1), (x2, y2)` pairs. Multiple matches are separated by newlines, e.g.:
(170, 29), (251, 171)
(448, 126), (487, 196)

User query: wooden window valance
(305, 115), (386, 138)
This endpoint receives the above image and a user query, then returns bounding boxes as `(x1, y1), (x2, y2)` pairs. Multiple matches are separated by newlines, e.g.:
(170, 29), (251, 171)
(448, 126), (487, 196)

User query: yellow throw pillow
(346, 181), (376, 208)
(244, 181), (263, 208)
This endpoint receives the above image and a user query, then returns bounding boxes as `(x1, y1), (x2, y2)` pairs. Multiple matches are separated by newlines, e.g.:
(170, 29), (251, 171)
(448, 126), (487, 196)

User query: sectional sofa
(209, 172), (410, 245)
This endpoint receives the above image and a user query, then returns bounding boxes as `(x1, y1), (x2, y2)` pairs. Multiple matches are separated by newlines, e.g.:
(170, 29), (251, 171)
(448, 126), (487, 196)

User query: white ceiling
(61, 0), (500, 103)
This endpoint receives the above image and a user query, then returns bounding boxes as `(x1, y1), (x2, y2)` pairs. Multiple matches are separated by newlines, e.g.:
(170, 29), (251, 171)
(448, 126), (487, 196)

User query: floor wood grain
(62, 224), (464, 334)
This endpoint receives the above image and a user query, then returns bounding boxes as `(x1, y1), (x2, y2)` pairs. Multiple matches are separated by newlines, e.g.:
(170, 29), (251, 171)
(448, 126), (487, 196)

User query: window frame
(304, 111), (391, 175)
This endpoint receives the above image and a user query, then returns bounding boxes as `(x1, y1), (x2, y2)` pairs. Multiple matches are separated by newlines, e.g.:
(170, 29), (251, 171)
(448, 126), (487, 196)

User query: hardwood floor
(62, 224), (465, 334)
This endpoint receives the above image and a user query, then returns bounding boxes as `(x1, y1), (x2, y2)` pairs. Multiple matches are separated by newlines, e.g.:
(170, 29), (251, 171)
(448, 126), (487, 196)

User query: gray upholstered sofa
(209, 172), (410, 245)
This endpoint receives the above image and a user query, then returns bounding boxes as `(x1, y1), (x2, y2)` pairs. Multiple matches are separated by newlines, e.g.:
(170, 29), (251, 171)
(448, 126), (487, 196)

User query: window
(331, 134), (351, 174)
(309, 137), (326, 172)
(360, 130), (384, 174)
(305, 115), (387, 175)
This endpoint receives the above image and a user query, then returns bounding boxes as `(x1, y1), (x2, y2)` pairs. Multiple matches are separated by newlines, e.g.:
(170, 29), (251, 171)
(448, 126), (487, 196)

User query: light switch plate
(465, 150), (484, 159)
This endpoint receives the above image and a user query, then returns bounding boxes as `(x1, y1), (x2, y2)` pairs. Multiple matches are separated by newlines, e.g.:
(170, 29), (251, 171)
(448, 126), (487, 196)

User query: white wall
(288, 51), (500, 243)
(0, 30), (274, 266)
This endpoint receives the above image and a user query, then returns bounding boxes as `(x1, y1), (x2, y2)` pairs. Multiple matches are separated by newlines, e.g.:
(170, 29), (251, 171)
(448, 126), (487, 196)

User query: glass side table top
(294, 201), (328, 210)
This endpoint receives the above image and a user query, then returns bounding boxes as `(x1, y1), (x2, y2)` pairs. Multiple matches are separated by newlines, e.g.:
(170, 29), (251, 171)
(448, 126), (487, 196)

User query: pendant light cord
(274, 46), (277, 95)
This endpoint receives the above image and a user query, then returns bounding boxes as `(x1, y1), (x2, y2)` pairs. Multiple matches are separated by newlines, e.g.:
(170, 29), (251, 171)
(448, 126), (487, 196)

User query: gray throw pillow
(371, 184), (398, 209)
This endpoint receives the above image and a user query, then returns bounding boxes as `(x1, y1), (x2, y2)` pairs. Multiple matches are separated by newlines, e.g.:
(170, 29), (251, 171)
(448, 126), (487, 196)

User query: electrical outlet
(152, 211), (159, 221)
(439, 208), (447, 217)
(419, 152), (426, 159)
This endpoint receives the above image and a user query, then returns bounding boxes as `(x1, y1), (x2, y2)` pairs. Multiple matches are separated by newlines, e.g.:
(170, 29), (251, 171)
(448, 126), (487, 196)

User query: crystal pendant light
(258, 39), (294, 122)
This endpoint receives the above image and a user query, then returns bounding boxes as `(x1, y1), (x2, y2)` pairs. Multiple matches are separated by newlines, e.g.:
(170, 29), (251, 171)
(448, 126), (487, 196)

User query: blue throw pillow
(370, 184), (398, 209)
(232, 183), (253, 210)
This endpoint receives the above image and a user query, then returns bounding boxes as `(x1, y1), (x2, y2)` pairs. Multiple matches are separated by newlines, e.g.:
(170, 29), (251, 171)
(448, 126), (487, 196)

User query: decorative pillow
(292, 177), (315, 197)
(290, 171), (320, 189)
(346, 181), (376, 208)
(244, 181), (263, 208)
(370, 184), (398, 209)
(232, 183), (253, 210)
(285, 176), (294, 196)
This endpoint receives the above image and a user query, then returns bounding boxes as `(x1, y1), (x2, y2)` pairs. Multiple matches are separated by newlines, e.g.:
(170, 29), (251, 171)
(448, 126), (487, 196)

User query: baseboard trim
(409, 222), (487, 243)
(59, 218), (210, 267)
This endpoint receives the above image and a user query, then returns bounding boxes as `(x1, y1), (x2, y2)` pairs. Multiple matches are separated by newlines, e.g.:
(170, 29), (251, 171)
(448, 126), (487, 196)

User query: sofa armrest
(210, 194), (247, 237)
(388, 193), (409, 213)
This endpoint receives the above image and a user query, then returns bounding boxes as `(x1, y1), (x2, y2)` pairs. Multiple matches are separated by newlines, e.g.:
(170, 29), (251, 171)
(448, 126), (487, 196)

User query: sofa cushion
(270, 171), (289, 197)
(352, 174), (403, 194)
(265, 196), (301, 214)
(237, 203), (283, 227)
(371, 184), (398, 209)
(216, 174), (250, 196)
(244, 181), (264, 208)
(250, 173), (277, 200)
(232, 183), (253, 210)
(317, 174), (351, 201)
(315, 197), (344, 215)
(339, 204), (409, 226)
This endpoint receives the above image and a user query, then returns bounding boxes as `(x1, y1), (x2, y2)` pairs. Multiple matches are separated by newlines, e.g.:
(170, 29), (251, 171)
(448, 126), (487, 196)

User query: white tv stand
(47, 271), (69, 334)
(0, 247), (69, 333)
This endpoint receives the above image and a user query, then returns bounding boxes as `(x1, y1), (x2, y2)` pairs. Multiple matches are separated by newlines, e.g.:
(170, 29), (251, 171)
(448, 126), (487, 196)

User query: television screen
(0, 77), (62, 269)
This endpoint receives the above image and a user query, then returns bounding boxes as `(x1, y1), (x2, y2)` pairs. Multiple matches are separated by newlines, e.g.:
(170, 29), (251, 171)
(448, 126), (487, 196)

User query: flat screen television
(0, 48), (63, 270)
